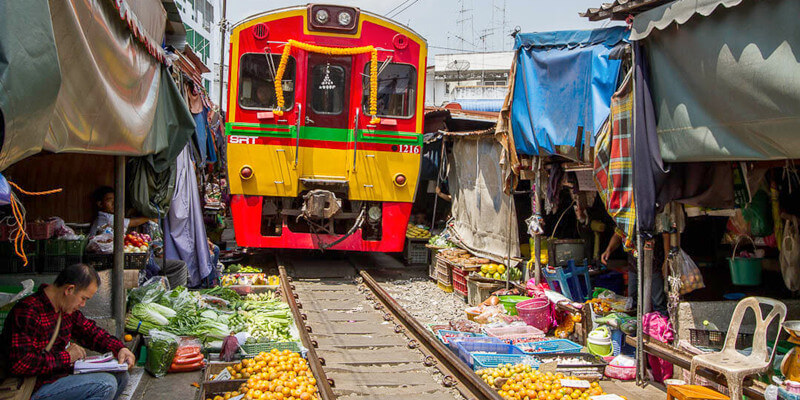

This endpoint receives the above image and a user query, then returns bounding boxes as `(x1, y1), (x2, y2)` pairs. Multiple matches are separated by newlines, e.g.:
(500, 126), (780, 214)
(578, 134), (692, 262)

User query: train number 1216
(396, 145), (421, 154)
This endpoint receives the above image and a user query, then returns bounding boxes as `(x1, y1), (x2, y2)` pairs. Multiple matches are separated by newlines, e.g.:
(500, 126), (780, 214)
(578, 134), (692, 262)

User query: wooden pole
(113, 156), (126, 337)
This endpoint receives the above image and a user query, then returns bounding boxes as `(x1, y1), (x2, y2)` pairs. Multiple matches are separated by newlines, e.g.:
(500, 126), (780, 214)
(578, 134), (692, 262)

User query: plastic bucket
(729, 258), (762, 286)
(498, 295), (531, 316)
(588, 327), (613, 357)
(729, 236), (762, 286)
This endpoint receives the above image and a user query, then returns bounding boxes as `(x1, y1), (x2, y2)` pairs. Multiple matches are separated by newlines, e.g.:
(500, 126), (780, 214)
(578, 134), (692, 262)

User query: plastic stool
(543, 259), (591, 302)
(666, 385), (729, 400)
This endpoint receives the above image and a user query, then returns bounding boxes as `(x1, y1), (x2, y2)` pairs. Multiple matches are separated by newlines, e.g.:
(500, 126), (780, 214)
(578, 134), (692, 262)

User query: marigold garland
(273, 39), (381, 124)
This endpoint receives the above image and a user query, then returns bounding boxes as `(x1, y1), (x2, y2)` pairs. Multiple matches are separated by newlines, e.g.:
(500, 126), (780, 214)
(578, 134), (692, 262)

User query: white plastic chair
(690, 297), (786, 400)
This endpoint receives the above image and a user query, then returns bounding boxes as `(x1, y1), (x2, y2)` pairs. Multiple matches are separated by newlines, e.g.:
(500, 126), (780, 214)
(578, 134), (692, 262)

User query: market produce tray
(240, 341), (301, 356)
(472, 353), (538, 371)
(536, 353), (606, 378)
(447, 335), (503, 353)
(456, 341), (525, 368)
(435, 329), (485, 348)
(228, 285), (279, 296)
(199, 379), (245, 400)
(484, 325), (546, 345)
(516, 339), (583, 355)
(404, 237), (429, 265)
(202, 361), (247, 393)
(689, 328), (753, 350)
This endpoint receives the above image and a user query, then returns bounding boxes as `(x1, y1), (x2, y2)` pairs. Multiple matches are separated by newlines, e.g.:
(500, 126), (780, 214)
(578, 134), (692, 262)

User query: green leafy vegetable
(132, 303), (170, 326)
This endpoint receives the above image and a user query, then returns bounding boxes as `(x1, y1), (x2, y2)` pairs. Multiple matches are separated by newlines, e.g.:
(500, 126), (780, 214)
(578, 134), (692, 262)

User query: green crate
(65, 238), (88, 256)
(44, 239), (67, 256)
(240, 341), (301, 355)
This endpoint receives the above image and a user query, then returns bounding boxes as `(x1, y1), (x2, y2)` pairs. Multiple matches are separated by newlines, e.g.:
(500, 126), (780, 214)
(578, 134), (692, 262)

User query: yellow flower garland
(273, 39), (380, 124)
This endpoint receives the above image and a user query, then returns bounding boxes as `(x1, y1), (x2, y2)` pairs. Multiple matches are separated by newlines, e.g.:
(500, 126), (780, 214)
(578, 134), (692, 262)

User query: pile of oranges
(207, 349), (319, 400)
(477, 364), (612, 400)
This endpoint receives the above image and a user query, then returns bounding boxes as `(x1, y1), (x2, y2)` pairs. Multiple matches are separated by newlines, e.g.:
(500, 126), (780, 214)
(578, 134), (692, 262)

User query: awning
(0, 0), (194, 171)
(509, 26), (629, 158)
(631, 0), (744, 40)
(639, 0), (800, 161)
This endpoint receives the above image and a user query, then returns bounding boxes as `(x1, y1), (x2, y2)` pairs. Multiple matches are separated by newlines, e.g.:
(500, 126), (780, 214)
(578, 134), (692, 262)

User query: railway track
(277, 255), (503, 400)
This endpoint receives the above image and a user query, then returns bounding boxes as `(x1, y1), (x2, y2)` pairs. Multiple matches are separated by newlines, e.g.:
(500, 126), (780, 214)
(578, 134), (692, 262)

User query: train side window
(238, 53), (295, 110)
(310, 63), (346, 115)
(362, 63), (416, 118)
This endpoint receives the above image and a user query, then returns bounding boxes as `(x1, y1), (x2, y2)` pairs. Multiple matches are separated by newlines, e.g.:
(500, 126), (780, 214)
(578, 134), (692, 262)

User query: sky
(224, 0), (617, 57)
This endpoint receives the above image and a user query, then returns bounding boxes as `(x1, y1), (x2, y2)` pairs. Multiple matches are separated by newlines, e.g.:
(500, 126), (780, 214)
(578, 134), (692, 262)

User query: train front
(225, 5), (427, 252)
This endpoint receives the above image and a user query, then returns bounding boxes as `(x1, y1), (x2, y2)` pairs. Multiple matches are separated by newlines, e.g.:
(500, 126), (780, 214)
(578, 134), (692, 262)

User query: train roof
(231, 4), (427, 46)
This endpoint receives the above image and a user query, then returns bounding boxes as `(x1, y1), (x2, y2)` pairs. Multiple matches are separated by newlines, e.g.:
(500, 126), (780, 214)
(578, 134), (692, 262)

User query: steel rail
(278, 265), (337, 400)
(359, 270), (505, 400)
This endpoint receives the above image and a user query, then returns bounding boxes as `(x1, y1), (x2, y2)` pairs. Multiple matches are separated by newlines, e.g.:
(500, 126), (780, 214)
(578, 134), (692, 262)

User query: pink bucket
(516, 298), (551, 332)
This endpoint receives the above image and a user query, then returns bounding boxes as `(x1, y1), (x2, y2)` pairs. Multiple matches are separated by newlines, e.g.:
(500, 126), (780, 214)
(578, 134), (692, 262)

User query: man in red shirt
(0, 264), (136, 400)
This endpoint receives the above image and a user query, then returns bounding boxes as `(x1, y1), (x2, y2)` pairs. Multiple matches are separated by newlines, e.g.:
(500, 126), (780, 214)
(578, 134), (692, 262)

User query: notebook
(74, 352), (128, 374)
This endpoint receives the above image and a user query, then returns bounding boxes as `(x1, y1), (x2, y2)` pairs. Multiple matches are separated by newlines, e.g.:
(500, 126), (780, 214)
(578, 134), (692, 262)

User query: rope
(273, 39), (381, 124)
(6, 181), (63, 266)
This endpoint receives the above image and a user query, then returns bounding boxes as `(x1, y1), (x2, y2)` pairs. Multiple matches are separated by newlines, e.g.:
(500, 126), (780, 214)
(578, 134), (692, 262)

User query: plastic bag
(128, 276), (170, 308)
(678, 250), (704, 295)
(168, 337), (205, 373)
(146, 329), (179, 378)
(86, 233), (114, 254)
(742, 190), (773, 237)
(780, 217), (800, 291)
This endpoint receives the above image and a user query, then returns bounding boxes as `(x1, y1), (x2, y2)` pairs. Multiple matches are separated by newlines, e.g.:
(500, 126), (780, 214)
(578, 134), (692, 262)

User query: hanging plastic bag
(780, 217), (800, 291)
(742, 190), (773, 237)
(86, 233), (114, 254)
(678, 250), (704, 295)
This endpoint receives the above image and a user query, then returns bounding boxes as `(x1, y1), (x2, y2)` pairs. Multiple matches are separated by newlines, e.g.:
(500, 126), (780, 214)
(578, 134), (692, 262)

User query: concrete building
(426, 51), (514, 110)
(174, 0), (219, 94)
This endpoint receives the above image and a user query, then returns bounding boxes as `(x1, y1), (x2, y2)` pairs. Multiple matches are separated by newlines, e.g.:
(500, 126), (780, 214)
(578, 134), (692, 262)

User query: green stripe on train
(225, 123), (422, 146)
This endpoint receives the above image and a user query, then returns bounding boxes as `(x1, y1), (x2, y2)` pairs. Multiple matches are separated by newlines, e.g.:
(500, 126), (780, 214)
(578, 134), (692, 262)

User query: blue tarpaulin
(510, 27), (629, 156)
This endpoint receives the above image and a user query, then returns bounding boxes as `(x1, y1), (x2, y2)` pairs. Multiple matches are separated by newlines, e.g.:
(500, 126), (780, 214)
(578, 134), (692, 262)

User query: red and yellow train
(226, 5), (426, 251)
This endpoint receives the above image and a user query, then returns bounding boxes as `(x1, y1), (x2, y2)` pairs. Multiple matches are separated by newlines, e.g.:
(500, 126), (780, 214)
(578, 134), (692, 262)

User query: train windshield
(238, 53), (296, 110)
(310, 62), (347, 115)
(362, 63), (416, 118)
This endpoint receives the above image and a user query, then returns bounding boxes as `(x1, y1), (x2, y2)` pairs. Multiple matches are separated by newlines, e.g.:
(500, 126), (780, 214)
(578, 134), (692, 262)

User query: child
(88, 186), (152, 237)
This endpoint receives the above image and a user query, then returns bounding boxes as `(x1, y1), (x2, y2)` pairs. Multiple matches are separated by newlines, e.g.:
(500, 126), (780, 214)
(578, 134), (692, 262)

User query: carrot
(174, 346), (201, 357)
(173, 354), (204, 365)
(169, 361), (205, 372)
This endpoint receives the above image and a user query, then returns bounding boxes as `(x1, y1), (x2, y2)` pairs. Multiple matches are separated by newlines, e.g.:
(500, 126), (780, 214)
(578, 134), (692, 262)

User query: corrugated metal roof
(580, 0), (673, 21)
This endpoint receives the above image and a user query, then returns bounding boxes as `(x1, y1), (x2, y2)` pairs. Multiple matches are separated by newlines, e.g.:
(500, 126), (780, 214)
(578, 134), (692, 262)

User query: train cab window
(310, 63), (346, 114)
(238, 54), (296, 110)
(362, 63), (416, 118)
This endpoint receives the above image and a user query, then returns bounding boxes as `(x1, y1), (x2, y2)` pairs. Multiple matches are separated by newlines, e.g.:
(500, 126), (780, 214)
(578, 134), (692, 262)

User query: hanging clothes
(162, 144), (211, 287)
(191, 107), (209, 164)
(185, 81), (204, 114)
(594, 69), (636, 249)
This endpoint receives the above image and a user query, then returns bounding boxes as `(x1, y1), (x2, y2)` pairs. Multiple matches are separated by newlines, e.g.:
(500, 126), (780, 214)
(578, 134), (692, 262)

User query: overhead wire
(389, 0), (420, 18)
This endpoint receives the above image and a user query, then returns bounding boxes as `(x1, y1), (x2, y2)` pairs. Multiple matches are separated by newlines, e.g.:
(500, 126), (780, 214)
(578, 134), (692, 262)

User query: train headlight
(315, 9), (329, 24)
(240, 165), (254, 180)
(367, 205), (382, 222)
(337, 11), (352, 26)
(393, 173), (407, 187)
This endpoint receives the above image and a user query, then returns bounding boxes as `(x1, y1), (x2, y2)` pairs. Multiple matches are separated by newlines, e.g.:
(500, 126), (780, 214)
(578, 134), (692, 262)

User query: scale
(781, 321), (800, 381)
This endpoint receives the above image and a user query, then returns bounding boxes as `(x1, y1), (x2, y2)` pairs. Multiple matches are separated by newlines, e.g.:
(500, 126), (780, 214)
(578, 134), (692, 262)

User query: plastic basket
(484, 325), (545, 345)
(467, 278), (503, 306)
(240, 341), (301, 355)
(516, 298), (551, 332)
(404, 238), (429, 265)
(447, 335), (502, 353)
(435, 330), (485, 347)
(515, 339), (582, 355)
(472, 353), (537, 371)
(125, 253), (149, 270)
(44, 239), (67, 256)
(456, 341), (525, 368)
(41, 255), (82, 273)
(65, 238), (88, 257)
(85, 253), (113, 271)
(437, 281), (453, 293)
(605, 363), (635, 380)
(689, 328), (753, 350)
(26, 220), (56, 240)
(452, 266), (468, 296)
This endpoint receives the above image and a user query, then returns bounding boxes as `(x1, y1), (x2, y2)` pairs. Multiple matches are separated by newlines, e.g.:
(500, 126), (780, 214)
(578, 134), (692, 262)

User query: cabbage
(147, 303), (176, 319)
(132, 303), (169, 326)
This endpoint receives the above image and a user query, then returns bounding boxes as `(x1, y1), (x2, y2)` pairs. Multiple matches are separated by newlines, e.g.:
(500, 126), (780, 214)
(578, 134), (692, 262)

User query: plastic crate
(240, 341), (301, 355)
(428, 256), (437, 281)
(404, 238), (429, 265)
(484, 325), (546, 345)
(689, 328), (753, 350)
(515, 339), (582, 355)
(435, 255), (453, 285)
(26, 220), (56, 240)
(472, 353), (537, 371)
(65, 237), (88, 256)
(125, 253), (149, 270)
(41, 255), (82, 273)
(44, 239), (67, 256)
(452, 266), (468, 296)
(447, 335), (502, 353)
(437, 281), (453, 293)
(456, 341), (525, 368)
(85, 253), (113, 271)
(435, 330), (485, 348)
(0, 241), (39, 273)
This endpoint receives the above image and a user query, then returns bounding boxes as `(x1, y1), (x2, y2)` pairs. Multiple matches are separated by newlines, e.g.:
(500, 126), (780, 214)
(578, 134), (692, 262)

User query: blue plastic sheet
(0, 174), (11, 206)
(510, 27), (629, 156)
